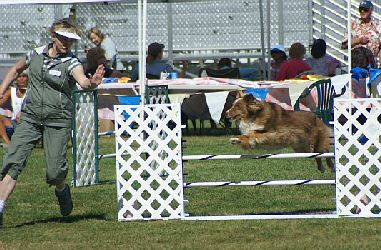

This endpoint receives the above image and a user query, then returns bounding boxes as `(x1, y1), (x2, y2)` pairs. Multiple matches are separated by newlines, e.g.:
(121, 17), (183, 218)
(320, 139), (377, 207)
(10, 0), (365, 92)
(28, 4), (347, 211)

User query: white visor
(55, 31), (81, 40)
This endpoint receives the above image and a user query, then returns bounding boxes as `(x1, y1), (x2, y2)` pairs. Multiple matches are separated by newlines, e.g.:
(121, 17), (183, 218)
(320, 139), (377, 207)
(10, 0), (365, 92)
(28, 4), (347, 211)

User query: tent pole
(266, 0), (271, 80)
(138, 0), (147, 104)
(348, 0), (351, 95)
(167, 2), (174, 66)
(259, 0), (265, 80)
(277, 0), (284, 46)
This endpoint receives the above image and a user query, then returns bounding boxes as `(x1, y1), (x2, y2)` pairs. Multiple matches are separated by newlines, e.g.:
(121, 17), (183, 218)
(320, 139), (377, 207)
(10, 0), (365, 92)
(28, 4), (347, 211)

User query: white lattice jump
(334, 98), (381, 218)
(115, 104), (185, 221)
(113, 99), (381, 221)
(184, 179), (335, 188)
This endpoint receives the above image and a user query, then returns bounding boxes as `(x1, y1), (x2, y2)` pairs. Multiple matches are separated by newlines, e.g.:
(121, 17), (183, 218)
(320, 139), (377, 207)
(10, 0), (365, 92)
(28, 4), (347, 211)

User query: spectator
(217, 58), (232, 70)
(0, 71), (28, 145)
(276, 43), (312, 81)
(305, 39), (341, 76)
(270, 44), (287, 80)
(131, 42), (174, 81)
(211, 58), (257, 80)
(351, 46), (376, 69)
(88, 27), (124, 70)
(0, 19), (105, 226)
(86, 47), (122, 78)
(341, 0), (381, 66)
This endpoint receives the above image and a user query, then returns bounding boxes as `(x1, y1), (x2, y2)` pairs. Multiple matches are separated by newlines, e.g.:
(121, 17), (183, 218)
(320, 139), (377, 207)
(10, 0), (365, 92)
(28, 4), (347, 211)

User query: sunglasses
(359, 7), (371, 13)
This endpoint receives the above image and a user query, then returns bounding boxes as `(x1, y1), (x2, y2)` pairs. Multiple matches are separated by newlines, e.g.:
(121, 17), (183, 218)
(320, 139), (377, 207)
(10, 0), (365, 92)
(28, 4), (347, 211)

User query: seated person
(131, 42), (173, 81)
(351, 46), (376, 69)
(203, 58), (256, 80)
(270, 44), (287, 80)
(86, 47), (122, 78)
(0, 71), (28, 145)
(276, 42), (312, 81)
(88, 27), (124, 70)
(351, 47), (376, 98)
(305, 39), (340, 76)
(217, 58), (232, 70)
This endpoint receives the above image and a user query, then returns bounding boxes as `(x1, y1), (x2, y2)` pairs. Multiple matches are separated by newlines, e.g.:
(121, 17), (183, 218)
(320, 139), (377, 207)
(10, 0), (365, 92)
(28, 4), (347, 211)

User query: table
(92, 75), (358, 126)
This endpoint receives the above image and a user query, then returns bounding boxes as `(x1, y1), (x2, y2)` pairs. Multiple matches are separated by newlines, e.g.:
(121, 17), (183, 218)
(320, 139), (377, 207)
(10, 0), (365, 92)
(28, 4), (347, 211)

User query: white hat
(55, 30), (81, 40)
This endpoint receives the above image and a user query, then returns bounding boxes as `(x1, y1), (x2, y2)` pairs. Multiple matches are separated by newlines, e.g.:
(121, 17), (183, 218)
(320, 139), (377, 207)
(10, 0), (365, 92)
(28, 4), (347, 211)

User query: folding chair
(199, 67), (241, 79)
(294, 79), (346, 126)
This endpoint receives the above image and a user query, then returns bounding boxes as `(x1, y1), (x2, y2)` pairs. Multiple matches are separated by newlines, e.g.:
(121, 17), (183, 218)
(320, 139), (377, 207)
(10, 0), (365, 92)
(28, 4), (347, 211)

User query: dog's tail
(315, 118), (335, 172)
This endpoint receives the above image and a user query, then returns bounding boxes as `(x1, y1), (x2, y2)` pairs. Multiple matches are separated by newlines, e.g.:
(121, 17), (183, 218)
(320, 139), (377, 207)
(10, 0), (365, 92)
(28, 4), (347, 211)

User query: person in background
(88, 27), (124, 70)
(217, 58), (232, 70)
(341, 0), (381, 66)
(276, 42), (312, 81)
(213, 57), (257, 80)
(0, 19), (105, 226)
(270, 44), (287, 80)
(305, 39), (341, 76)
(0, 71), (28, 145)
(131, 42), (174, 81)
(351, 45), (377, 69)
(86, 47), (122, 78)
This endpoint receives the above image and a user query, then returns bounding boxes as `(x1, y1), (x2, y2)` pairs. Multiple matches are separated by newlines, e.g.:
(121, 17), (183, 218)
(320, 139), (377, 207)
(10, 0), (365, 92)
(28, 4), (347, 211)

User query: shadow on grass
(244, 207), (336, 215)
(13, 213), (107, 228)
(98, 180), (116, 185)
(187, 207), (336, 217)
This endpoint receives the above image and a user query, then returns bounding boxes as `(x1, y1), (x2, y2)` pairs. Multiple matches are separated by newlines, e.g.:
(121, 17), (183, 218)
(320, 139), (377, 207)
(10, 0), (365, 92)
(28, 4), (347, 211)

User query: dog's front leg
(230, 135), (256, 149)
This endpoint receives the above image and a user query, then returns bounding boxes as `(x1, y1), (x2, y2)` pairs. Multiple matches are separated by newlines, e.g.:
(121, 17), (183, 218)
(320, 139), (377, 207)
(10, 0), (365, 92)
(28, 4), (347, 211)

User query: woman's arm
(72, 64), (105, 89)
(0, 58), (27, 98)
(0, 90), (11, 107)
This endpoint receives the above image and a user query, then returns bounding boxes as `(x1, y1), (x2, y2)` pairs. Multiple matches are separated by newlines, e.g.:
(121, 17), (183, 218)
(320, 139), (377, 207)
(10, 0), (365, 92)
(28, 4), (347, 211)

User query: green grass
(1, 135), (381, 249)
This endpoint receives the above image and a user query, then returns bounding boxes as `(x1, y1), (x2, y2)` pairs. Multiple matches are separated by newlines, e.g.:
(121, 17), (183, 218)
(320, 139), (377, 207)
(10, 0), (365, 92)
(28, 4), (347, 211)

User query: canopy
(0, 0), (208, 4)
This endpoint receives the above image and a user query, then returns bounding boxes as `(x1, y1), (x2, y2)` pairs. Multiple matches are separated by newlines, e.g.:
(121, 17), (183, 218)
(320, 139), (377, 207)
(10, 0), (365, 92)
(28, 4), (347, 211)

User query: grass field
(1, 135), (381, 249)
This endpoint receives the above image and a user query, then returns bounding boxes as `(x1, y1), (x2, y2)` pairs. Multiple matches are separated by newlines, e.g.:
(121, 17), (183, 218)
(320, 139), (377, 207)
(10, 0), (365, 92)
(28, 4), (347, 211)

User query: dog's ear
(236, 90), (245, 98)
(244, 95), (263, 113)
(242, 93), (254, 102)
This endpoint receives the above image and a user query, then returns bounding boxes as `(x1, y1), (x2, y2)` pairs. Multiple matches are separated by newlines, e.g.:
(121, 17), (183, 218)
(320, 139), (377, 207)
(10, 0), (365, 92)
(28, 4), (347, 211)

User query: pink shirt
(276, 59), (312, 81)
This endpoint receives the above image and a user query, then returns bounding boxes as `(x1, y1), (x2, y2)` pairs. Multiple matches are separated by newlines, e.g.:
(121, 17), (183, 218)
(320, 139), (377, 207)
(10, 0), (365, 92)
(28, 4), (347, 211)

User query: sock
(0, 200), (6, 213)
(55, 184), (66, 193)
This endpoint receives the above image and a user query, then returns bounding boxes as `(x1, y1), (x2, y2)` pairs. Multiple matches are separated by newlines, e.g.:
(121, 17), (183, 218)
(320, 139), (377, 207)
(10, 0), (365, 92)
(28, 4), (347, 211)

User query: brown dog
(226, 94), (334, 172)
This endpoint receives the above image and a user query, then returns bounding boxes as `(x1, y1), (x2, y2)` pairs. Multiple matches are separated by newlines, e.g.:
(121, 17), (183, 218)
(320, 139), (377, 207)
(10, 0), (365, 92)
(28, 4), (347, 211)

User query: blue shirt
(131, 60), (173, 81)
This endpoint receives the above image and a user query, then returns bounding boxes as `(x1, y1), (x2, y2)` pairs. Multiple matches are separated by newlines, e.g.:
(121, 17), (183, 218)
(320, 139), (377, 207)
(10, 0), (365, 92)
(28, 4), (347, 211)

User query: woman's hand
(89, 64), (105, 86)
(16, 112), (22, 124)
(73, 64), (105, 89)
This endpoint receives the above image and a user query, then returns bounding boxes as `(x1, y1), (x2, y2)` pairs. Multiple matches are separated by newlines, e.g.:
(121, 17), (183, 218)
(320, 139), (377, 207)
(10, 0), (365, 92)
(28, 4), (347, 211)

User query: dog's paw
(230, 137), (241, 144)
